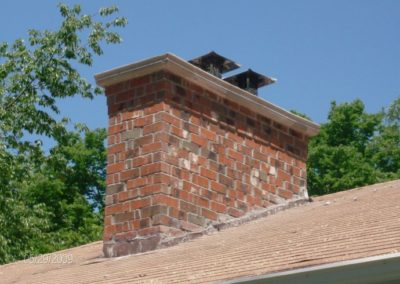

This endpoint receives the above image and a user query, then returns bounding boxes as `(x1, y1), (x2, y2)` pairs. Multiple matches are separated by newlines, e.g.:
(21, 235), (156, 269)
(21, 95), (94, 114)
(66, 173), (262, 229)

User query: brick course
(103, 70), (310, 257)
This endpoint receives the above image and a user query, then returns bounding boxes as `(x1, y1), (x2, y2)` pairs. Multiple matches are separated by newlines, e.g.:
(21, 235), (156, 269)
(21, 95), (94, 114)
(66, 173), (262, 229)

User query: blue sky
(1, 0), (399, 131)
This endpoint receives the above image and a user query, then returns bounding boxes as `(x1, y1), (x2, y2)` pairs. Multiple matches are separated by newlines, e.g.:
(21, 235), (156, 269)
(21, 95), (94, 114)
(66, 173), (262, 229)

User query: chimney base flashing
(103, 198), (309, 258)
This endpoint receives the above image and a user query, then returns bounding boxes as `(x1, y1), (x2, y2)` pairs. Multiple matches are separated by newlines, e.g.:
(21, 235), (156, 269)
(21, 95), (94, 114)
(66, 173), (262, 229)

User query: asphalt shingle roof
(1, 179), (399, 283)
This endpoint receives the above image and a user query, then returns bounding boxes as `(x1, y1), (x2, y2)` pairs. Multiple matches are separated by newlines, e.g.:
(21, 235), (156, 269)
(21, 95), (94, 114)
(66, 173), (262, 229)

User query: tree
(0, 4), (126, 264)
(367, 97), (400, 177)
(307, 98), (400, 196)
(290, 109), (312, 121)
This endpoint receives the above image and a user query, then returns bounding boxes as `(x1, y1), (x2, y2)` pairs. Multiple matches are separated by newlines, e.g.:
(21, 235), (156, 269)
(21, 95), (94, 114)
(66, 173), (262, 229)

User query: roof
(1, 179), (399, 283)
(94, 53), (320, 137)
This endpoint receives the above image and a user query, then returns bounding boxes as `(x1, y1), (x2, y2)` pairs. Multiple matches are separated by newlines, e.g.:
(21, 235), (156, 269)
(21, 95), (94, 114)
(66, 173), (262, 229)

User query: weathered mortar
(96, 53), (319, 257)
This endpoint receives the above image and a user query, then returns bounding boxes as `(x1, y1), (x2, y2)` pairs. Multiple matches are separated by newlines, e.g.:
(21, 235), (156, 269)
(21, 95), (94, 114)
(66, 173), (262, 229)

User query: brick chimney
(95, 53), (319, 257)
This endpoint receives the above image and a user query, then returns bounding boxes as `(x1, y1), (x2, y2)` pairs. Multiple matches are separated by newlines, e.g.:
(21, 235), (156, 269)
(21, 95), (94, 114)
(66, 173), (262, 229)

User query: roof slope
(1, 179), (399, 284)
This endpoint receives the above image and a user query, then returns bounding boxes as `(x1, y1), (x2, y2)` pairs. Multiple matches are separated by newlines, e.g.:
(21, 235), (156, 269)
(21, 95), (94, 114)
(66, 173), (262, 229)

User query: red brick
(219, 155), (234, 168)
(241, 145), (252, 156)
(180, 220), (202, 232)
(278, 169), (291, 182)
(107, 162), (124, 174)
(171, 126), (186, 139)
(144, 102), (165, 115)
(106, 175), (114, 186)
(122, 110), (139, 121)
(104, 203), (123, 216)
(253, 151), (269, 163)
(227, 168), (241, 180)
(135, 116), (153, 127)
(152, 215), (172, 226)
(211, 201), (226, 213)
(108, 135), (116, 146)
(181, 181), (191, 192)
(143, 122), (169, 135)
(135, 135), (153, 147)
(108, 143), (125, 154)
(187, 123), (200, 134)
(152, 173), (172, 184)
(200, 167), (217, 181)
(141, 142), (164, 154)
(194, 195), (209, 208)
(191, 134), (208, 147)
(115, 90), (133, 103)
(104, 215), (112, 226)
(105, 81), (128, 95)
(201, 208), (218, 221)
(292, 167), (301, 177)
(190, 115), (201, 126)
(179, 200), (198, 214)
(141, 163), (169, 176)
(120, 168), (140, 181)
(141, 184), (169, 196)
(131, 156), (152, 167)
(131, 219), (141, 230)
(108, 124), (124, 135)
(158, 112), (181, 127)
(127, 177), (147, 189)
(200, 128), (217, 142)
(292, 184), (300, 194)
(169, 207), (187, 220)
(210, 181), (226, 194)
(128, 189), (140, 200)
(179, 190), (195, 203)
(278, 189), (293, 199)
(118, 191), (129, 202)
(228, 207), (244, 218)
(130, 197), (151, 210)
(139, 218), (151, 229)
(153, 194), (179, 208)
(130, 75), (150, 86)
(192, 175), (209, 188)
(219, 174), (234, 188)
(227, 132), (243, 144)
(141, 205), (168, 219)
(228, 149), (244, 162)
(155, 132), (180, 145)
(103, 225), (116, 240)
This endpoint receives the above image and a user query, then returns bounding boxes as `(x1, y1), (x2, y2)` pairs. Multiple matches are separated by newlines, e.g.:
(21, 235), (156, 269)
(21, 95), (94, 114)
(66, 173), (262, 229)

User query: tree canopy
(307, 98), (400, 195)
(0, 4), (126, 264)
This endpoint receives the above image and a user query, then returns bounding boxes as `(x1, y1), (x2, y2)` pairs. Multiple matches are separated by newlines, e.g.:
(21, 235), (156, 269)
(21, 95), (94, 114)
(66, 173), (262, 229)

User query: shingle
(1, 179), (399, 284)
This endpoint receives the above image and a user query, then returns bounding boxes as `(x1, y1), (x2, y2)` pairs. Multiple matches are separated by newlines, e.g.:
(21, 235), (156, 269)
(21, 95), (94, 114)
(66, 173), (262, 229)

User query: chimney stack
(95, 53), (319, 257)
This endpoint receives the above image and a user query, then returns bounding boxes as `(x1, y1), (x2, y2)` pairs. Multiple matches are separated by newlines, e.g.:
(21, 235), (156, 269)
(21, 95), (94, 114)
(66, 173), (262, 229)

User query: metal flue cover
(189, 51), (240, 78)
(224, 69), (276, 95)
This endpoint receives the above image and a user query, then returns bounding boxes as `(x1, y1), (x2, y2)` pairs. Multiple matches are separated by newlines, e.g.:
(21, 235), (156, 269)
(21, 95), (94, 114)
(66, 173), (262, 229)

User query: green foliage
(0, 4), (125, 264)
(0, 3), (126, 150)
(0, 128), (106, 263)
(307, 98), (400, 195)
(367, 97), (400, 176)
(290, 109), (312, 121)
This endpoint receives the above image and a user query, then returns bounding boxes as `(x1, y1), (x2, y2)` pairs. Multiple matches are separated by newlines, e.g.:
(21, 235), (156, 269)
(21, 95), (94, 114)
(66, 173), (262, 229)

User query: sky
(1, 0), (399, 133)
